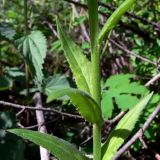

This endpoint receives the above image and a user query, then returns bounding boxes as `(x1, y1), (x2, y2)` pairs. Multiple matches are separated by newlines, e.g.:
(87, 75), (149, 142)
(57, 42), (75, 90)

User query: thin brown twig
(98, 1), (160, 31)
(113, 103), (160, 160)
(0, 100), (82, 119)
(64, 0), (160, 32)
(21, 118), (59, 129)
(110, 39), (157, 66)
(145, 73), (160, 87)
(105, 111), (125, 124)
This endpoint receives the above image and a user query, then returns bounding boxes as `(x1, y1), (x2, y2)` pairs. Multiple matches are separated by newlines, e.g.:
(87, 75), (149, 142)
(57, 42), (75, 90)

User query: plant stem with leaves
(87, 0), (101, 159)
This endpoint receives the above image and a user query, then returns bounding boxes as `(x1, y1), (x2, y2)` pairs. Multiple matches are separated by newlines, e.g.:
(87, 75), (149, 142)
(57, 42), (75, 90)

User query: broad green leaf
(101, 91), (115, 119)
(98, 0), (136, 45)
(0, 76), (12, 91)
(101, 74), (148, 118)
(47, 88), (103, 125)
(17, 31), (47, 86)
(43, 74), (70, 95)
(104, 74), (133, 88)
(102, 93), (153, 160)
(115, 94), (139, 110)
(57, 21), (91, 93)
(8, 129), (88, 160)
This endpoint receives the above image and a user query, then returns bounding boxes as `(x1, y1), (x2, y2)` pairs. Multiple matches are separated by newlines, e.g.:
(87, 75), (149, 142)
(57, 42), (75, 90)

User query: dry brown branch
(33, 92), (49, 160)
(0, 100), (82, 119)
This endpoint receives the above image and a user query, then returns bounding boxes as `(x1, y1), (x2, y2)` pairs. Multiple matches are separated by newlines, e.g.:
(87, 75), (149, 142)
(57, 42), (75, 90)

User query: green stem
(92, 46), (101, 160)
(87, 0), (101, 160)
(93, 124), (101, 160)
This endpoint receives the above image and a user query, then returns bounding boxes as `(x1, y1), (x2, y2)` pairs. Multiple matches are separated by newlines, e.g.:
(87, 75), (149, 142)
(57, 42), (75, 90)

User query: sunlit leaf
(101, 74), (148, 118)
(47, 88), (103, 125)
(57, 20), (91, 93)
(98, 0), (136, 45)
(102, 93), (153, 160)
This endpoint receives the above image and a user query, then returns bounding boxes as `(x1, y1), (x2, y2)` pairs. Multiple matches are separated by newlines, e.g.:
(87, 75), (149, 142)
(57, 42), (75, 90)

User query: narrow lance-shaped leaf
(57, 20), (91, 93)
(98, 0), (136, 45)
(47, 88), (104, 126)
(102, 92), (153, 160)
(8, 129), (88, 160)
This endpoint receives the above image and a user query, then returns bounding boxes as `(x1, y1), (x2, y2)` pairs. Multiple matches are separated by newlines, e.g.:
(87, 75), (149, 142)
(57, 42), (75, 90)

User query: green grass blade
(102, 92), (153, 160)
(47, 88), (103, 126)
(57, 20), (91, 93)
(98, 0), (136, 45)
(8, 129), (88, 160)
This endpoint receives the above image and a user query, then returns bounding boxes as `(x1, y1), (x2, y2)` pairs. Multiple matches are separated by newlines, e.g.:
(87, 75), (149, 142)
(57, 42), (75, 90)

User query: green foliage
(8, 129), (88, 160)
(1, 0), (159, 159)
(47, 88), (103, 126)
(0, 23), (15, 40)
(50, 40), (62, 53)
(0, 112), (24, 160)
(101, 93), (153, 160)
(4, 67), (25, 78)
(17, 31), (47, 88)
(0, 76), (12, 91)
(101, 74), (148, 118)
(98, 0), (136, 45)
(43, 74), (70, 95)
(57, 20), (91, 93)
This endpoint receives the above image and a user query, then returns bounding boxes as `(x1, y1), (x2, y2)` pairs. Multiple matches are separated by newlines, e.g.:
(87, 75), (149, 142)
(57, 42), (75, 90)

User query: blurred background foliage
(0, 0), (160, 159)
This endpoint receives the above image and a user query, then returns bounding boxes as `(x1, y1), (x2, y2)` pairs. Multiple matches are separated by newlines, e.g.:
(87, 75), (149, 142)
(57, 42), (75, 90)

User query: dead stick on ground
(33, 92), (50, 160)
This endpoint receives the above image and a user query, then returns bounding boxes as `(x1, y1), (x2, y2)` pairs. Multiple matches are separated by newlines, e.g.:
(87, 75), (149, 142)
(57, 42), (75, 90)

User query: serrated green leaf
(57, 20), (91, 93)
(101, 91), (116, 119)
(102, 93), (153, 160)
(17, 31), (47, 86)
(114, 82), (148, 94)
(115, 94), (139, 110)
(104, 74), (133, 88)
(8, 129), (88, 160)
(98, 0), (136, 45)
(101, 74), (148, 118)
(0, 76), (12, 91)
(47, 88), (103, 125)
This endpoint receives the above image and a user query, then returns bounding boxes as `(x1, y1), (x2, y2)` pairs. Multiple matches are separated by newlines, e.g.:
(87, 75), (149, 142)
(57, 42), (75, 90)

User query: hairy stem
(87, 0), (101, 160)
